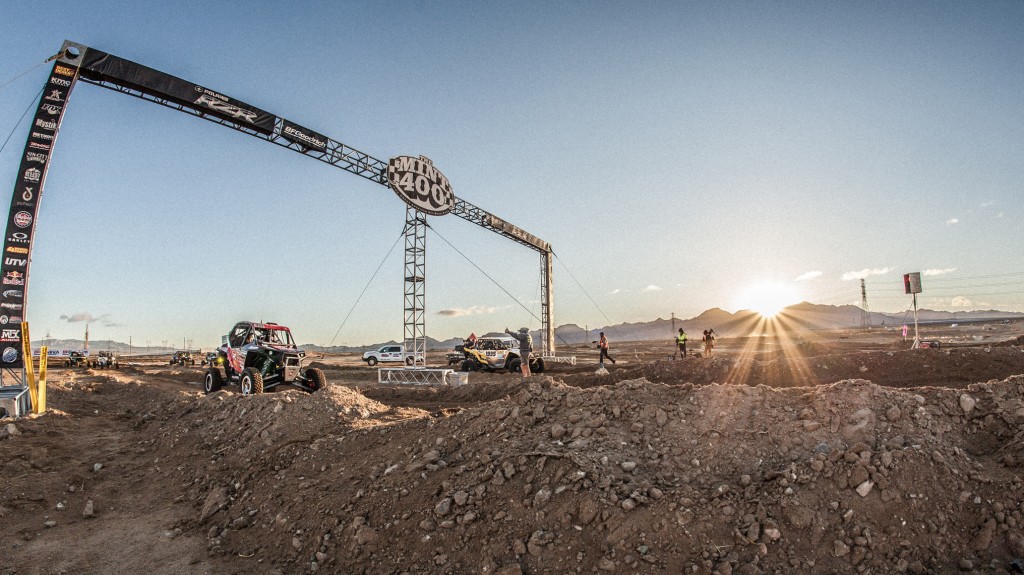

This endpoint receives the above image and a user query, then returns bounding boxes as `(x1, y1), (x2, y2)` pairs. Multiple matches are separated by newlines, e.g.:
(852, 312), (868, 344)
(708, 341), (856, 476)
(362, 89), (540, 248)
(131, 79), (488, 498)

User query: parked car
(203, 321), (327, 395)
(361, 344), (423, 366)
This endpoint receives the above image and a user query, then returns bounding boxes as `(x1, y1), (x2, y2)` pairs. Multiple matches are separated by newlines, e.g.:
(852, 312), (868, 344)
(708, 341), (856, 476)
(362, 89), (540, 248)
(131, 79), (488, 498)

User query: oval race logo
(2, 346), (18, 363)
(13, 211), (33, 228)
(386, 156), (454, 216)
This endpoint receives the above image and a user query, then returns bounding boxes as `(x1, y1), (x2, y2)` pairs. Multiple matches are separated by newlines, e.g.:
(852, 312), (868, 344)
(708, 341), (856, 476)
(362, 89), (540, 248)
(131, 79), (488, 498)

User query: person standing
(676, 328), (688, 358)
(598, 331), (616, 368)
(505, 327), (532, 377)
(703, 329), (716, 358)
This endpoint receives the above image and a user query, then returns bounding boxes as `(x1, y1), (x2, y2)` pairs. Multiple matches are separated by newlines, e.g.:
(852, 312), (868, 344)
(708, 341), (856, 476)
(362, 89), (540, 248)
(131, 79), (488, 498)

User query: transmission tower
(860, 279), (871, 327)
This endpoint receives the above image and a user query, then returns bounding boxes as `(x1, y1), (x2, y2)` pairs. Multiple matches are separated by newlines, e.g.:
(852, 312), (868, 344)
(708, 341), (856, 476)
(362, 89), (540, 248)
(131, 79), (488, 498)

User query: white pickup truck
(361, 344), (424, 366)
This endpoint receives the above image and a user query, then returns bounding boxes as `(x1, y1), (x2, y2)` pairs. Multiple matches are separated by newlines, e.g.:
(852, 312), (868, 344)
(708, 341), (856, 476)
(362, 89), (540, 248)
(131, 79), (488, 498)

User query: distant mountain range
(33, 303), (1023, 354)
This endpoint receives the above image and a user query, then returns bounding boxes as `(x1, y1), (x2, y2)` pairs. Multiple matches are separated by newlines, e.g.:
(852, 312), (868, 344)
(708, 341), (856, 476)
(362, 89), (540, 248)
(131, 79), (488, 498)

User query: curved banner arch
(1, 45), (84, 369)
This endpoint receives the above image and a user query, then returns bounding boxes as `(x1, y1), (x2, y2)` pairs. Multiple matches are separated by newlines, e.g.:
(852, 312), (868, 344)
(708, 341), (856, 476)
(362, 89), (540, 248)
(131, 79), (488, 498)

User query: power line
(326, 227), (406, 348)
(0, 86), (44, 157)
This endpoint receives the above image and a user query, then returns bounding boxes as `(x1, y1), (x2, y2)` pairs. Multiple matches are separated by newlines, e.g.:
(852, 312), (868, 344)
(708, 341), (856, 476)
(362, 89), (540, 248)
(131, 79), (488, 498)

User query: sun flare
(735, 282), (801, 318)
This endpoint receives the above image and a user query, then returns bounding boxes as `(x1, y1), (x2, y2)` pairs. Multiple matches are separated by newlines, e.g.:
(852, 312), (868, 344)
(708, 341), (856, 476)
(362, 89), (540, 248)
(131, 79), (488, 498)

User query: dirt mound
(5, 345), (1024, 574)
(134, 374), (1024, 574)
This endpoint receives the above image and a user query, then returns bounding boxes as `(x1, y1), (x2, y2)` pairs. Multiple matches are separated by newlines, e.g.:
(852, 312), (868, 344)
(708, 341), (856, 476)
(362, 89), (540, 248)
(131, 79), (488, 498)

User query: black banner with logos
(0, 60), (82, 369)
(79, 49), (276, 135)
(280, 120), (328, 152)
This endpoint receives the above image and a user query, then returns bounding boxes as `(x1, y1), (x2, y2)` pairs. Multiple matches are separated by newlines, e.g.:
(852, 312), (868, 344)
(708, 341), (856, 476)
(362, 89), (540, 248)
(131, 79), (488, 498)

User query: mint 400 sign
(387, 156), (454, 216)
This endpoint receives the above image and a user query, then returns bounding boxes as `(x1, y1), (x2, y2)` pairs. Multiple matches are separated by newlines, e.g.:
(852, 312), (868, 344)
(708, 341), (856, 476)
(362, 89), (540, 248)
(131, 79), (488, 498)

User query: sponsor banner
(280, 120), (327, 152)
(80, 49), (276, 135)
(0, 60), (81, 368)
(386, 156), (455, 216)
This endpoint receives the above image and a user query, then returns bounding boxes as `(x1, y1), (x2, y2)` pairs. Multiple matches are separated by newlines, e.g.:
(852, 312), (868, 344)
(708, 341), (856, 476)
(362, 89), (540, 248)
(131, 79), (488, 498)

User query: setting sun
(735, 282), (801, 317)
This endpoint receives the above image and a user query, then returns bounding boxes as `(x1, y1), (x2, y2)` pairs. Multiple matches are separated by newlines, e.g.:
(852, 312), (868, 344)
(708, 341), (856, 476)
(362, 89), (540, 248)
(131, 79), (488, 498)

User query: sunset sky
(1, 1), (1021, 348)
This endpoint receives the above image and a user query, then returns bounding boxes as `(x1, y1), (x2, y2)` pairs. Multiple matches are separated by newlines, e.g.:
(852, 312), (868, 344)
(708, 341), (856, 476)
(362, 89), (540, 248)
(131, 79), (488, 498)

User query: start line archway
(1, 40), (560, 378)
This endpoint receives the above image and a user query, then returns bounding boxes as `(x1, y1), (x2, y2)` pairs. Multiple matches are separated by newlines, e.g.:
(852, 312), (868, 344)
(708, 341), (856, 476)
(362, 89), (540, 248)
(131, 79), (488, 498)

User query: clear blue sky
(1, 1), (1021, 348)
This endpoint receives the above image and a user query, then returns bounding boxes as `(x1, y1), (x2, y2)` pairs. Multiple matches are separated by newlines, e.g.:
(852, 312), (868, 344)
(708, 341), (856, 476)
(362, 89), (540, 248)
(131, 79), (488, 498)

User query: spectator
(598, 332), (616, 368)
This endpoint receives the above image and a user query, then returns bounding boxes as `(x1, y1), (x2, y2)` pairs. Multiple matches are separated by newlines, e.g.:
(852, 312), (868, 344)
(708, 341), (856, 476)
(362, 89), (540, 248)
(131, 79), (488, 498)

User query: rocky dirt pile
(4, 344), (1024, 575)
(144, 374), (1024, 574)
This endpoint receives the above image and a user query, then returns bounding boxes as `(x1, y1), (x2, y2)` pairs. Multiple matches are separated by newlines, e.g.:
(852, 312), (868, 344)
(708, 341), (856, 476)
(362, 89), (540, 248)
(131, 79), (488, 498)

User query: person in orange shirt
(598, 332), (616, 368)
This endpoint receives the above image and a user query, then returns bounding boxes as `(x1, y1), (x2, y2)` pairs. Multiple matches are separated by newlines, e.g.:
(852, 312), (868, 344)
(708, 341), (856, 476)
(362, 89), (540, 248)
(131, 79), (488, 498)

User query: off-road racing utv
(459, 336), (545, 374)
(203, 321), (327, 395)
(96, 351), (119, 369)
(170, 351), (195, 366)
(65, 351), (89, 368)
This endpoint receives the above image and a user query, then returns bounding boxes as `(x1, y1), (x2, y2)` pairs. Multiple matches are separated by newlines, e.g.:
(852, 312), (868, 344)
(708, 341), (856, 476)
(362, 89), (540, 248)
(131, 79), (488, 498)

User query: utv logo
(0, 315), (23, 325)
(31, 132), (53, 141)
(13, 212), (32, 228)
(194, 93), (258, 124)
(2, 271), (24, 285)
(21, 187), (34, 202)
(6, 247), (28, 255)
(2, 347), (18, 363)
(4, 258), (26, 267)
(45, 89), (64, 102)
(35, 119), (57, 131)
(54, 65), (75, 77)
(49, 77), (71, 87)
(28, 141), (51, 151)
(7, 233), (29, 244)
(0, 304), (22, 311)
(25, 153), (47, 164)
(3, 290), (23, 298)
(23, 168), (41, 183)
(41, 103), (62, 115)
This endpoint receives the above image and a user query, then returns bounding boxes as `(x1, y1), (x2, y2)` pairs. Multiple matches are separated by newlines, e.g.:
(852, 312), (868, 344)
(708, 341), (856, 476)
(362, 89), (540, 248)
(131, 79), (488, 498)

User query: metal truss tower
(860, 278), (871, 327)
(403, 208), (427, 366)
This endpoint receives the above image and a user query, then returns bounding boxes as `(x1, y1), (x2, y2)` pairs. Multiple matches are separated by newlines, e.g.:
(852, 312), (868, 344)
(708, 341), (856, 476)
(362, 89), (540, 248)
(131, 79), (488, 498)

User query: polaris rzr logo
(194, 93), (258, 124)
(386, 156), (455, 216)
(13, 212), (32, 228)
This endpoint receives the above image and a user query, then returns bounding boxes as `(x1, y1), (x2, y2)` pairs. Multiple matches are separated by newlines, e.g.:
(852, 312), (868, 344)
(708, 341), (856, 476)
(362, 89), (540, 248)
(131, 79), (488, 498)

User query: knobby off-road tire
(204, 368), (223, 394)
(531, 358), (545, 373)
(367, 357), (378, 367)
(240, 368), (264, 395)
(405, 356), (415, 366)
(304, 367), (327, 392)
(461, 359), (479, 372)
(507, 358), (522, 374)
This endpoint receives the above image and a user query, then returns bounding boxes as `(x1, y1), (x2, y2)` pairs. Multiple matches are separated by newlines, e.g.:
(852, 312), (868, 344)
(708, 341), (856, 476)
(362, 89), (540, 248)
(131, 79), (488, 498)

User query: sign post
(903, 272), (922, 349)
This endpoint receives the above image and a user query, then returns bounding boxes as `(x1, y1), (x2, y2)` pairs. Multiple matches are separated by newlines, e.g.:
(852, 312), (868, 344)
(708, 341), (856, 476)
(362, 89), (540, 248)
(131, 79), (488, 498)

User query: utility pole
(860, 279), (871, 328)
(671, 312), (677, 359)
